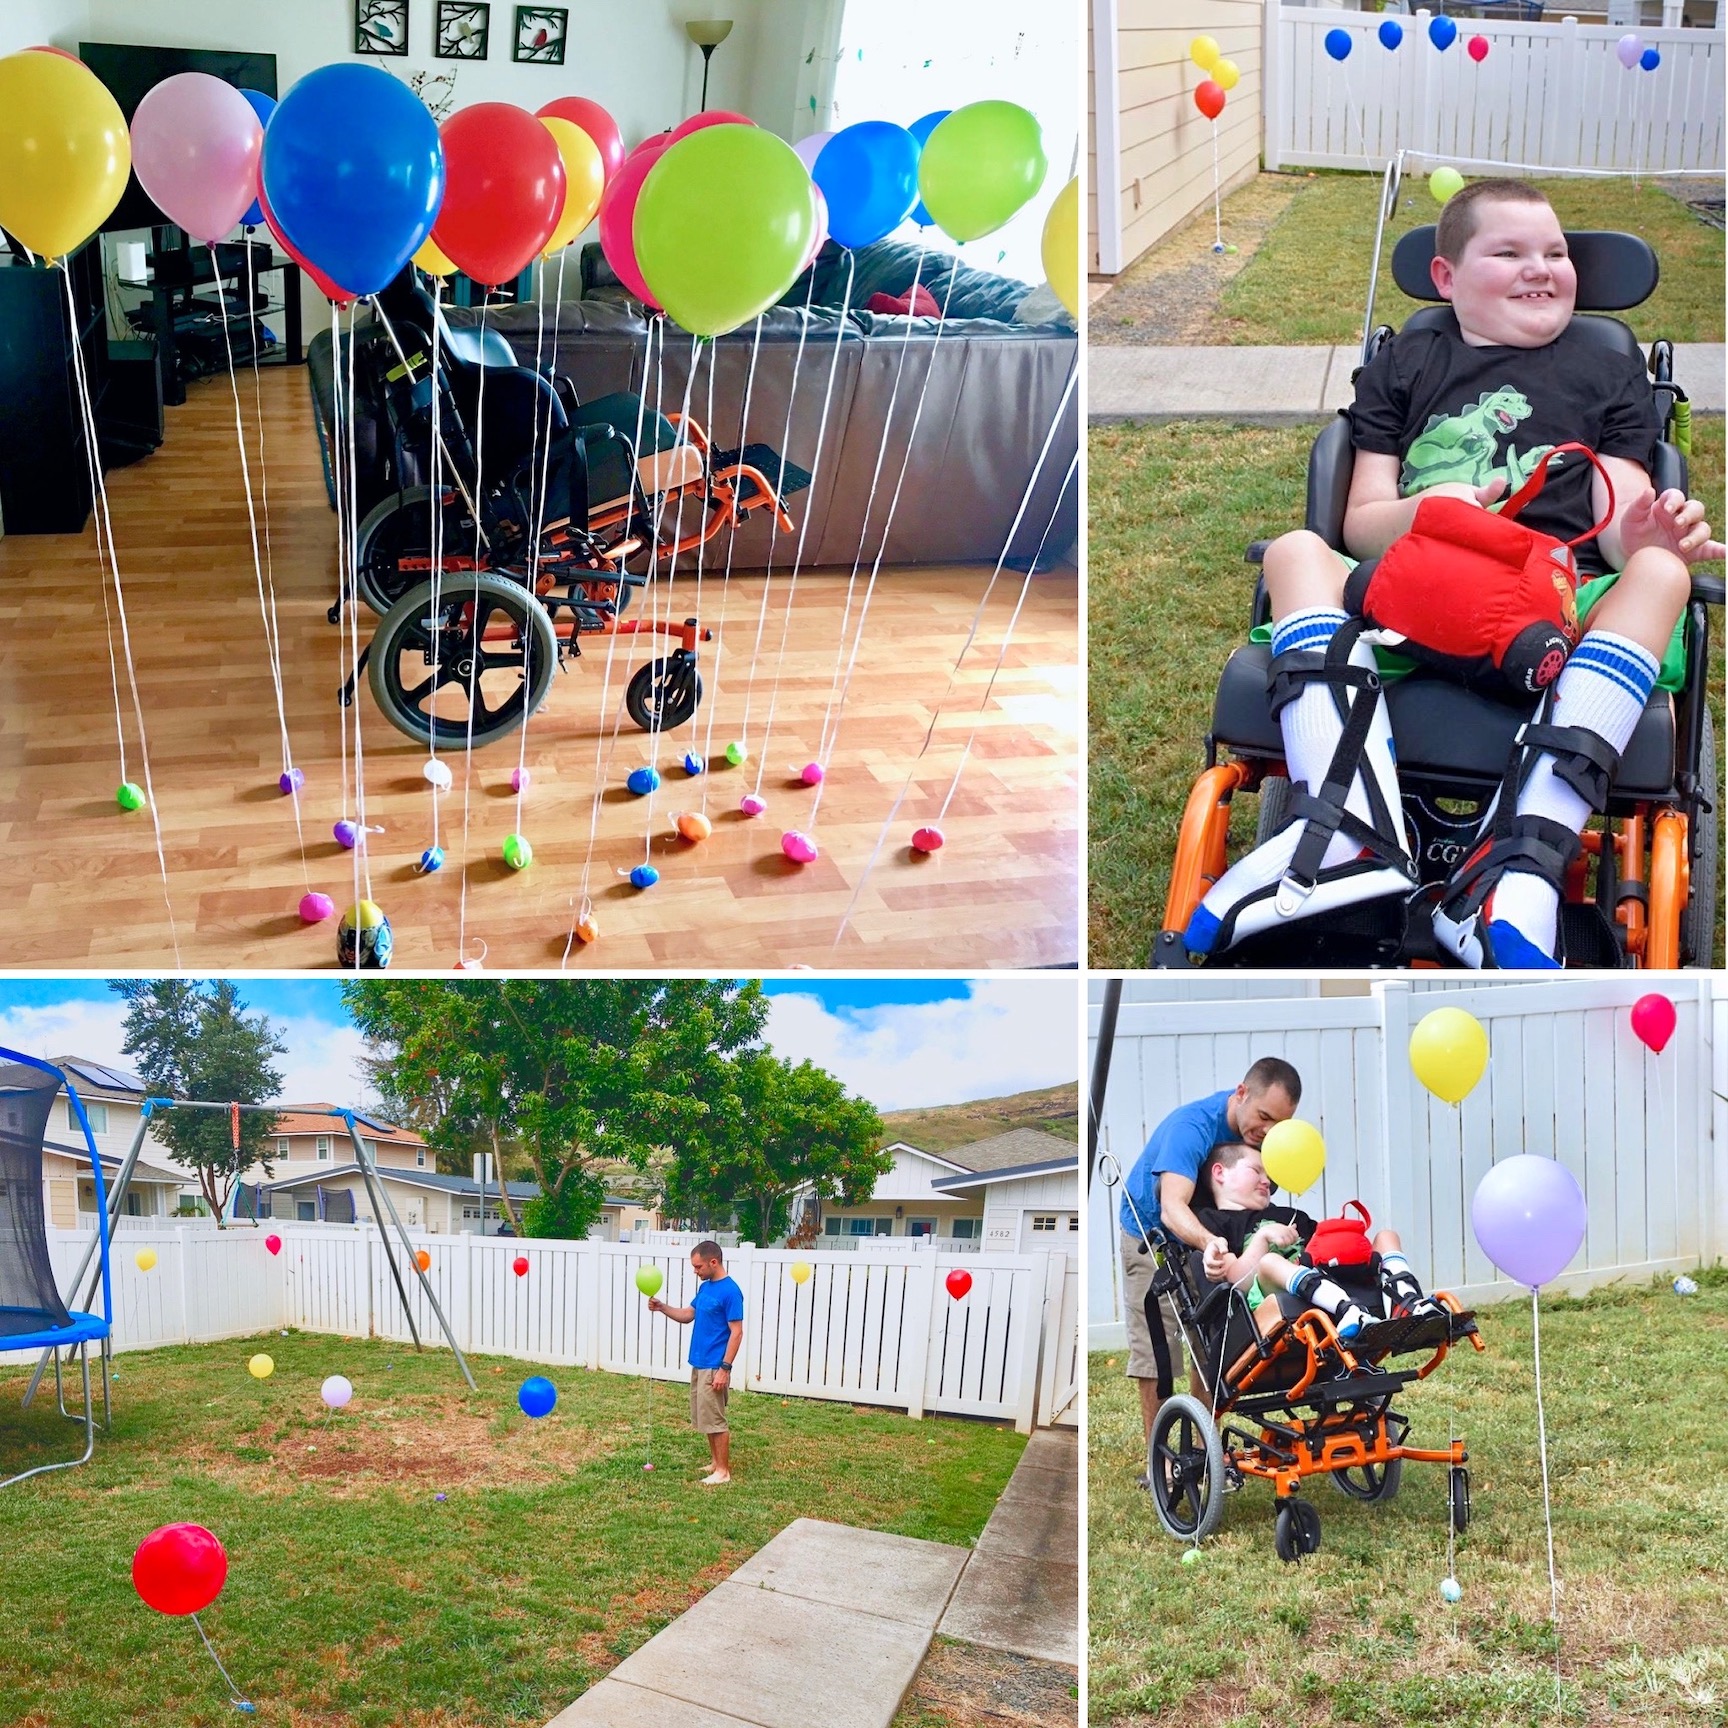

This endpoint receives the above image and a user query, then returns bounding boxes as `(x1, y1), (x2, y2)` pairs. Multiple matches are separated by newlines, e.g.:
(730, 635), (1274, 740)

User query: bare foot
(700, 1471), (732, 1487)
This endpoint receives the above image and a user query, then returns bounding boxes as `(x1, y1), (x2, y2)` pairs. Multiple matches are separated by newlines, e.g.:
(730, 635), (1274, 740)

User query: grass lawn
(0, 1331), (1024, 1728)
(1088, 1268), (1728, 1728)
(1087, 414), (1726, 967)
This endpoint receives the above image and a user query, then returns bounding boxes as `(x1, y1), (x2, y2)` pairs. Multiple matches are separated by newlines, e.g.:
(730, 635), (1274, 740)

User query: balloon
(1630, 993), (1676, 1053)
(415, 1250), (431, 1272)
(629, 131), (674, 162)
(793, 130), (833, 174)
(435, 102), (566, 286)
(0, 50), (131, 259)
(1189, 35), (1221, 71)
(1640, 48), (1661, 71)
(1616, 33), (1643, 69)
(264, 1234), (282, 1255)
(256, 175), (357, 304)
(133, 1524), (227, 1617)
(414, 233), (459, 277)
(804, 183), (830, 269)
(518, 1375), (557, 1418)
(1429, 166), (1466, 205)
(633, 125), (816, 337)
(321, 1374), (353, 1409)
(1213, 59), (1242, 91)
(536, 95), (624, 184)
(634, 1265), (664, 1296)
(512, 1255), (530, 1277)
(248, 1353), (274, 1379)
(597, 147), (664, 306)
(945, 1269), (972, 1301)
(1194, 82), (1226, 123)
(1378, 19), (1404, 49)
(1260, 1119), (1326, 1195)
(1410, 1006), (1488, 1104)
(1467, 35), (1490, 63)
(917, 101), (1047, 244)
(130, 73), (262, 245)
(1471, 1156), (1586, 1288)
(1040, 176), (1079, 318)
(236, 90), (276, 228)
(262, 62), (444, 297)
(1429, 16), (1458, 49)
(135, 1247), (158, 1272)
(811, 119), (919, 250)
(540, 116), (605, 255)
(1324, 29), (1353, 62)
(789, 1261), (812, 1286)
(26, 46), (81, 61)
(671, 109), (754, 142)
(905, 109), (951, 227)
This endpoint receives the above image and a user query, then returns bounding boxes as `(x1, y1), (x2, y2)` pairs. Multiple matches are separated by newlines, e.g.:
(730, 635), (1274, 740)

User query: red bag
(1305, 1200), (1374, 1269)
(1344, 442), (1615, 697)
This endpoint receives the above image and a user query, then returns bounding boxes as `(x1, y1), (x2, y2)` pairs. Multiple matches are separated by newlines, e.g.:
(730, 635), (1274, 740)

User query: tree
(109, 980), (285, 1222)
(342, 980), (769, 1240)
(663, 1054), (888, 1245)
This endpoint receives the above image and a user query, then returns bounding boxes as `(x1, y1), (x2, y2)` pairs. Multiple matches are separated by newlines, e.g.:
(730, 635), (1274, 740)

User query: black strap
(1144, 1286), (1173, 1402)
(1517, 721), (1621, 810)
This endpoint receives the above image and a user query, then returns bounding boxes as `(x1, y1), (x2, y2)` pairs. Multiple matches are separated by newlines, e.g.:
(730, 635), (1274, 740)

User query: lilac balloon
(131, 73), (265, 245)
(794, 131), (834, 174)
(1616, 32), (1643, 68)
(1471, 1155), (1586, 1288)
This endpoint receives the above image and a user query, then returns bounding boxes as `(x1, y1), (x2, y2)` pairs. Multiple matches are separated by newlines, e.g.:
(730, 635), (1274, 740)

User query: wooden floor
(0, 364), (1079, 969)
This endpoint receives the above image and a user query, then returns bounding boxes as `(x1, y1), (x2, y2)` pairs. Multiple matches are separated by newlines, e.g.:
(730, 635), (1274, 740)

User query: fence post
(1035, 1252), (1067, 1429)
(731, 1243), (755, 1393)
(1010, 1255), (1049, 1435)
(1263, 0), (1286, 172)
(902, 1257), (938, 1420)
(578, 1240), (600, 1371)
(1712, 980), (1727, 1269)
(175, 1223), (191, 1346)
(1375, 979), (1420, 1269)
(1543, 16), (1578, 171)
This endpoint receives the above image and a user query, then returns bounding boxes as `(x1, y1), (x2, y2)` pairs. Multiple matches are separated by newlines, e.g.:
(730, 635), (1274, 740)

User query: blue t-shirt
(1119, 1089), (1235, 1237)
(690, 1273), (744, 1369)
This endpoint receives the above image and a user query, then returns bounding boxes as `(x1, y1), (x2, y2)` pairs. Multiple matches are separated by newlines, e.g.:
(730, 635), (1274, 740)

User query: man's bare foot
(700, 1470), (731, 1486)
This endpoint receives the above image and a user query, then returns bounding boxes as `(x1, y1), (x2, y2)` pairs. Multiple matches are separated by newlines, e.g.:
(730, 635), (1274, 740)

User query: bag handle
(1497, 440), (1616, 548)
(1343, 1198), (1372, 1231)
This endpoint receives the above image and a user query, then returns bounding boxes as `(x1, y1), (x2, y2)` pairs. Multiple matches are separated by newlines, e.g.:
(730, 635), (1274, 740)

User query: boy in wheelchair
(1184, 179), (1724, 969)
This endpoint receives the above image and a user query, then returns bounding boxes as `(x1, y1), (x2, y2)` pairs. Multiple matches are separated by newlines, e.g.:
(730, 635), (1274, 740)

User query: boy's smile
(1431, 199), (1577, 349)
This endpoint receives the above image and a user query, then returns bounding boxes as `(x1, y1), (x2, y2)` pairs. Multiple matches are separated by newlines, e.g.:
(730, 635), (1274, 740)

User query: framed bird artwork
(435, 0), (490, 58)
(513, 5), (568, 65)
(355, 0), (411, 55)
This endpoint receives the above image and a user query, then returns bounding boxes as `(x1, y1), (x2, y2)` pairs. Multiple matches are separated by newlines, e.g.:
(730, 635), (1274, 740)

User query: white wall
(0, 0), (85, 56)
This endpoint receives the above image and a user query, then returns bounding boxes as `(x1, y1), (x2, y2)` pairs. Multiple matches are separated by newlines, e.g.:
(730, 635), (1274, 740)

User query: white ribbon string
(456, 292), (493, 966)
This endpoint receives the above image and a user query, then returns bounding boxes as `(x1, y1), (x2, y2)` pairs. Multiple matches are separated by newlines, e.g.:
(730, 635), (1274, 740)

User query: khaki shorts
(690, 1367), (730, 1434)
(1121, 1229), (1185, 1388)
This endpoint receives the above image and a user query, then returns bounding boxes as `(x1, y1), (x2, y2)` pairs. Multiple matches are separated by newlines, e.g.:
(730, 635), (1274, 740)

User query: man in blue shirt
(648, 1240), (745, 1486)
(1119, 1057), (1301, 1469)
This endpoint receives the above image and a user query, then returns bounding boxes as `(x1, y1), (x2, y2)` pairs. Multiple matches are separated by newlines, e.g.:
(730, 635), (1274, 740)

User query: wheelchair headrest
(1391, 226), (1659, 312)
(375, 263), (519, 370)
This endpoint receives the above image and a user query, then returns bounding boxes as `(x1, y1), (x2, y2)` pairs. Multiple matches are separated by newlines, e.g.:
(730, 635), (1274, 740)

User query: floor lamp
(685, 19), (734, 112)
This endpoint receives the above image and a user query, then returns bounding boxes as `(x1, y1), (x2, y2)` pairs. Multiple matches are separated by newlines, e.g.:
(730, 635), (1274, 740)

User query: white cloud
(762, 979), (1079, 1112)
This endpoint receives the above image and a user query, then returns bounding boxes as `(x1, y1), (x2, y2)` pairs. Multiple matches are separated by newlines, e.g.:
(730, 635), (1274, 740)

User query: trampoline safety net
(0, 1060), (73, 1339)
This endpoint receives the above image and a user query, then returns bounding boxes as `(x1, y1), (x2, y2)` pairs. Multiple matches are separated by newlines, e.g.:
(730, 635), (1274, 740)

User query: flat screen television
(79, 42), (279, 233)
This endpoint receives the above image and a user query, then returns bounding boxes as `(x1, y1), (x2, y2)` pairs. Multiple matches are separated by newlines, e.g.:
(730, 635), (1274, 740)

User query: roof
(41, 1137), (187, 1186)
(260, 1162), (545, 1201)
(927, 1128), (1077, 1175)
(932, 1156), (1079, 1194)
(51, 1056), (146, 1096)
(270, 1106), (424, 1144)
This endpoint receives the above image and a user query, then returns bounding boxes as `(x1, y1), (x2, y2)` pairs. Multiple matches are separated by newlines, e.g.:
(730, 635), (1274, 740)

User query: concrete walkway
(546, 1428), (1078, 1728)
(1090, 341), (1728, 422)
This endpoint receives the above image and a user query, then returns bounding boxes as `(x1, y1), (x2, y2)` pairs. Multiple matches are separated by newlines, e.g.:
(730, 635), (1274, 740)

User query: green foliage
(521, 1166), (605, 1240)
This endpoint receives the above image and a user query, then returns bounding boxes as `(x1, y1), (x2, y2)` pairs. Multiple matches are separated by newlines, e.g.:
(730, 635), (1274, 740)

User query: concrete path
(1090, 340), (1727, 422)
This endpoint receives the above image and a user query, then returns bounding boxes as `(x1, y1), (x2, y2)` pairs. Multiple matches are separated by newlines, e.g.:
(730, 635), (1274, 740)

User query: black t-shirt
(1347, 314), (1661, 576)
(1192, 1202), (1316, 1260)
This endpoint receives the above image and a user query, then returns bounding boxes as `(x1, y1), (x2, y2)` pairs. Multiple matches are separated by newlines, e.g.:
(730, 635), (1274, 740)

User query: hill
(879, 1082), (1078, 1154)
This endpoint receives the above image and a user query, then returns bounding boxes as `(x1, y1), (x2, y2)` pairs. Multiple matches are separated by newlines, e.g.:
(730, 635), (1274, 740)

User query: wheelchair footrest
(1306, 1370), (1408, 1404)
(711, 444), (812, 501)
(1349, 1311), (1456, 1359)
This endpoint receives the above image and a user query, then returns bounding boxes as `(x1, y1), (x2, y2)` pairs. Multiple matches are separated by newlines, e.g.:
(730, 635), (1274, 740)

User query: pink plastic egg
(782, 831), (819, 864)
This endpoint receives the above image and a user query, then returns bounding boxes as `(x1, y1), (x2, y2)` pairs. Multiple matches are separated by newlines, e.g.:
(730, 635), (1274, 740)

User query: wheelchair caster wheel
(1331, 1456), (1402, 1504)
(626, 652), (701, 733)
(1274, 1497), (1321, 1563)
(1449, 1466), (1471, 1534)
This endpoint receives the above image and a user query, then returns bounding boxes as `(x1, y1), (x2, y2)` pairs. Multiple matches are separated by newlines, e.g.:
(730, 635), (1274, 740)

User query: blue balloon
(905, 109), (951, 228)
(238, 90), (276, 229)
(261, 63), (444, 297)
(1429, 15), (1458, 49)
(812, 120), (920, 251)
(1324, 29), (1353, 62)
(1378, 19), (1403, 50)
(1640, 46), (1660, 70)
(518, 1375), (557, 1419)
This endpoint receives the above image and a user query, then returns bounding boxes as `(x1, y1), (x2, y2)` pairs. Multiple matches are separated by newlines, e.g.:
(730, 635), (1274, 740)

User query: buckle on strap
(1274, 872), (1317, 918)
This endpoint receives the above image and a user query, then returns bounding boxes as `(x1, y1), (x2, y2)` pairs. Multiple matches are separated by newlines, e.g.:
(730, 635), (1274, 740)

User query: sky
(0, 978), (1078, 1114)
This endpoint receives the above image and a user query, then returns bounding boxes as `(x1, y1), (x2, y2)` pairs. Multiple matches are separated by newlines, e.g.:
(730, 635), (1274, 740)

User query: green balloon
(633, 126), (815, 338)
(917, 101), (1047, 244)
(116, 782), (146, 812)
(1429, 166), (1466, 205)
(635, 1265), (664, 1297)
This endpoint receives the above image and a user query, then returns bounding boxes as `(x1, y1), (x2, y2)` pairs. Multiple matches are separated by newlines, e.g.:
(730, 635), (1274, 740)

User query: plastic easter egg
(299, 892), (335, 923)
(781, 831), (818, 863)
(677, 811), (712, 843)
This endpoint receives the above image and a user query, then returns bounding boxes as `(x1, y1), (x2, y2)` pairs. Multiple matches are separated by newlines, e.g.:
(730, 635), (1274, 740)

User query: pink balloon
(1466, 34), (1490, 62)
(1616, 32), (1643, 68)
(794, 132), (833, 174)
(598, 147), (663, 306)
(670, 109), (755, 143)
(628, 131), (674, 161)
(803, 183), (829, 270)
(1629, 993), (1676, 1054)
(130, 73), (264, 245)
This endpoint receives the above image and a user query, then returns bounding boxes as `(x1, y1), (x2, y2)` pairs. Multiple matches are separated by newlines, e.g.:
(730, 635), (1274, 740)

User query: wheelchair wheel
(1449, 1466), (1471, 1534)
(1274, 1497), (1322, 1563)
(1253, 773), (1294, 847)
(1331, 1456), (1403, 1504)
(355, 486), (484, 615)
(369, 573), (557, 748)
(1147, 1394), (1225, 1544)
(625, 653), (701, 733)
(1680, 706), (1717, 967)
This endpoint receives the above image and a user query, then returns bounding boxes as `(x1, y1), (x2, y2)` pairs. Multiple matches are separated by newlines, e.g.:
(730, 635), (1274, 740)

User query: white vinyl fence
(37, 1232), (1077, 1433)
(1268, 3), (1725, 173)
(1089, 977), (1718, 1348)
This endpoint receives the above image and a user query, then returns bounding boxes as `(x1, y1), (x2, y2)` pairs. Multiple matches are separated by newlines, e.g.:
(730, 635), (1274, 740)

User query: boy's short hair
(692, 1239), (724, 1263)
(1243, 1056), (1301, 1104)
(1434, 177), (1554, 264)
(1210, 1142), (1255, 1176)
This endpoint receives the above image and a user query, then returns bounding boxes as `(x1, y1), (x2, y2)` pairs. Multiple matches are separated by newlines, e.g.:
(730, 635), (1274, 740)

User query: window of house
(907, 1218), (937, 1237)
(297, 1201), (316, 1221)
(416, 1147), (427, 1168)
(1069, 1215), (1079, 1233)
(823, 1218), (843, 1236)
(1031, 1215), (1058, 1233)
(123, 1191), (142, 1216)
(846, 1217), (887, 1236)
(316, 1136), (331, 1162)
(951, 1218), (981, 1240)
(276, 1138), (290, 1159)
(85, 1103), (109, 1134)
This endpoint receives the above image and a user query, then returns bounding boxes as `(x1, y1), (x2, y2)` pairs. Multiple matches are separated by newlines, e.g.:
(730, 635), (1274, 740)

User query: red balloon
(1467, 34), (1490, 61)
(264, 1233), (282, 1255)
(435, 103), (567, 287)
(1194, 81), (1226, 122)
(26, 45), (81, 60)
(597, 147), (663, 307)
(536, 96), (624, 184)
(628, 132), (674, 162)
(132, 1523), (228, 1617)
(256, 179), (356, 306)
(945, 1269), (972, 1301)
(670, 110), (756, 144)
(1630, 993), (1677, 1054)
(512, 1255), (530, 1277)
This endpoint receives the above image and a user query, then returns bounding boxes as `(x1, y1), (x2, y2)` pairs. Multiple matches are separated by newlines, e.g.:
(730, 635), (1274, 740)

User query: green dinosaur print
(1401, 387), (1556, 496)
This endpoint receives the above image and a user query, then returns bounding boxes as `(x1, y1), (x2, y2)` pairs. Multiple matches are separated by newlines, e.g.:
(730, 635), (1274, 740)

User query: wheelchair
(1154, 228), (1721, 970)
(332, 269), (812, 748)
(1137, 1221), (1484, 1560)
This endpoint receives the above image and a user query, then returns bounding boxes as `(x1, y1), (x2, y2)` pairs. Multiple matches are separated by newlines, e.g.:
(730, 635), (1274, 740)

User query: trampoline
(1, 1047), (114, 1490)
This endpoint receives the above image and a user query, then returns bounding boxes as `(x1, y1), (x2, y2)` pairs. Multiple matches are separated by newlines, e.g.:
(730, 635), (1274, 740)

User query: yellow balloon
(134, 1247), (158, 1273)
(1260, 1119), (1326, 1195)
(1213, 58), (1242, 92)
(414, 233), (459, 278)
(1189, 34), (1222, 71)
(789, 1261), (812, 1286)
(0, 51), (131, 259)
(540, 116), (606, 258)
(1040, 176), (1079, 319)
(1410, 1007), (1489, 1105)
(248, 1353), (275, 1380)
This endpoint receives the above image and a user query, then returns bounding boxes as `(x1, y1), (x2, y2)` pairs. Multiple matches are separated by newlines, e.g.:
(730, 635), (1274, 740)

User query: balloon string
(62, 261), (180, 961)
(1211, 119), (1224, 250)
(330, 301), (351, 867)
(514, 267), (552, 840)
(427, 280), (445, 854)
(190, 1611), (251, 1710)
(456, 292), (492, 965)
(1531, 1289), (1559, 1622)
(345, 302), (374, 914)
(753, 250), (857, 797)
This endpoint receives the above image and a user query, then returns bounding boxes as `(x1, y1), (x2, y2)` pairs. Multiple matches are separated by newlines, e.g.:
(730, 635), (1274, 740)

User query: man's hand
(1618, 486), (1727, 566)
(712, 1365), (731, 1388)
(1200, 1236), (1230, 1281)
(646, 1296), (664, 1314)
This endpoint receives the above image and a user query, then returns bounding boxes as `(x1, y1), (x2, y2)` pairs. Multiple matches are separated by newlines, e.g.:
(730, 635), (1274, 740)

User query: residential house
(40, 1057), (186, 1227)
